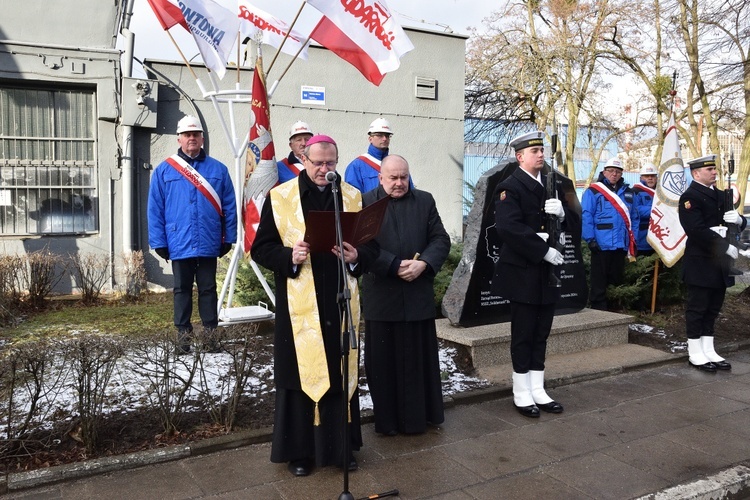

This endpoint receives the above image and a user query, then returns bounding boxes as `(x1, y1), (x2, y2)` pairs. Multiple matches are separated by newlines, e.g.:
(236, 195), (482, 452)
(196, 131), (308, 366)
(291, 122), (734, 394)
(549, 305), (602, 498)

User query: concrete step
(436, 308), (634, 368)
(474, 343), (679, 390)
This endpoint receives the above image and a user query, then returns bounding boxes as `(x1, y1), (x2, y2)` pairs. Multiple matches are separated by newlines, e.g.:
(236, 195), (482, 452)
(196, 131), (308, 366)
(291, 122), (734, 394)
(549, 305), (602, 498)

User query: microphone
(325, 171), (337, 184)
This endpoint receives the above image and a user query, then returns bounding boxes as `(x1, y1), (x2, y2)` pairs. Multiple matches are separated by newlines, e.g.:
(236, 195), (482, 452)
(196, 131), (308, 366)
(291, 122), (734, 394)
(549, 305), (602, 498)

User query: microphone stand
(329, 172), (356, 500)
(328, 172), (398, 500)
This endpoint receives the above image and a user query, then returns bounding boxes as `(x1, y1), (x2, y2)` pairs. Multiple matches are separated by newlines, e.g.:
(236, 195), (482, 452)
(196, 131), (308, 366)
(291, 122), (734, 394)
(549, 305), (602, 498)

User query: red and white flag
(238, 1), (310, 60)
(306, 0), (414, 86)
(146, 0), (189, 30)
(647, 113), (688, 267)
(243, 56), (278, 256)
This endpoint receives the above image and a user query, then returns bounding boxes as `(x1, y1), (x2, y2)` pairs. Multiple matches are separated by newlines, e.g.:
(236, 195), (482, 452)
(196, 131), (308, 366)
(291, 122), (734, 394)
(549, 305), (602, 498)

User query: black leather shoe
(713, 360), (732, 370)
(287, 459), (311, 477)
(514, 404), (540, 418)
(537, 401), (564, 413)
(689, 360), (717, 372)
(347, 456), (358, 471)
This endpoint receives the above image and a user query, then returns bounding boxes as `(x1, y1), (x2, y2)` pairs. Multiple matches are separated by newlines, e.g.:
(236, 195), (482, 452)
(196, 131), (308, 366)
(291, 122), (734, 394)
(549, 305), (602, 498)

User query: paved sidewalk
(5, 348), (750, 499)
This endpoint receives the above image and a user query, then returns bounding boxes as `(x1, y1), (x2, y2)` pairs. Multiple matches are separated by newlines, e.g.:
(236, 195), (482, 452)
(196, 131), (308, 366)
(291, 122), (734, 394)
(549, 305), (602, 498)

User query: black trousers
(172, 257), (218, 330)
(685, 285), (726, 340)
(510, 302), (555, 373)
(589, 249), (626, 310)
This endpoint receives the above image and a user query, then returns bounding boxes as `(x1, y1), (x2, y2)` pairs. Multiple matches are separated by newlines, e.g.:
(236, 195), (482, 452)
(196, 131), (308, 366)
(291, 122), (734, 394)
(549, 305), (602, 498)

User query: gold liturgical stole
(270, 180), (362, 424)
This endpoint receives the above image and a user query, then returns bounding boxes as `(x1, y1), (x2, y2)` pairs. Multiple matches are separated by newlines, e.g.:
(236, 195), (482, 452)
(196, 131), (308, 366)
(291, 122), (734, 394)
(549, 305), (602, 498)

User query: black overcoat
(361, 186), (451, 321)
(678, 181), (746, 289)
(492, 167), (569, 305)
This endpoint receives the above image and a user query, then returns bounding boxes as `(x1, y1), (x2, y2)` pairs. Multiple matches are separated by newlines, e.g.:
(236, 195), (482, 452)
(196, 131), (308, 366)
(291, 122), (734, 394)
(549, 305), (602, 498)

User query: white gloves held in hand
(710, 226), (728, 238)
(543, 247), (564, 265)
(723, 210), (743, 226)
(544, 198), (565, 220)
(726, 244), (739, 260)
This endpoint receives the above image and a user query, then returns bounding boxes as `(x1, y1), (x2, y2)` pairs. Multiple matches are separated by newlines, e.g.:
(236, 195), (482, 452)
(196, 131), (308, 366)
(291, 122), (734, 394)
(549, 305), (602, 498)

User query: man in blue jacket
(633, 162), (658, 256)
(581, 157), (639, 311)
(344, 117), (393, 193)
(148, 115), (237, 354)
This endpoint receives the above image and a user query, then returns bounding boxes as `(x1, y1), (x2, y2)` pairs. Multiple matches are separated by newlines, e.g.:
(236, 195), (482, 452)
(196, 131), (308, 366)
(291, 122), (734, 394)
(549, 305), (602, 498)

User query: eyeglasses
(370, 133), (392, 138)
(604, 168), (623, 174)
(306, 159), (338, 168)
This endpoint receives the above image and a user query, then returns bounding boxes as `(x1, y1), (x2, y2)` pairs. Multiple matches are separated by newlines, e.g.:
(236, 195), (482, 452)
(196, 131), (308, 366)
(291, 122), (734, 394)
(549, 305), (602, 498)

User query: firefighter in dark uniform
(492, 131), (569, 418)
(679, 154), (747, 372)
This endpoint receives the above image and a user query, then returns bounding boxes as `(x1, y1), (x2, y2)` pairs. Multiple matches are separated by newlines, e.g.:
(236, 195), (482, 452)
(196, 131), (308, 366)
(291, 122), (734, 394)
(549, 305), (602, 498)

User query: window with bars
(0, 85), (98, 235)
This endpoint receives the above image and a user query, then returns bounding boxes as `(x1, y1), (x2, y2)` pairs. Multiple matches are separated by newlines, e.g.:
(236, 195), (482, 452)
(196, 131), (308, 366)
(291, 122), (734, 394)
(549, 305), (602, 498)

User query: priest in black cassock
(362, 154), (451, 435)
(252, 134), (378, 477)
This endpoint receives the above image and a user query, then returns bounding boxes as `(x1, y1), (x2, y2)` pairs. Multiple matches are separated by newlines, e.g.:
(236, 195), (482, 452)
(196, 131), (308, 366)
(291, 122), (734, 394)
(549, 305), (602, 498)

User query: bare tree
(465, 0), (623, 184)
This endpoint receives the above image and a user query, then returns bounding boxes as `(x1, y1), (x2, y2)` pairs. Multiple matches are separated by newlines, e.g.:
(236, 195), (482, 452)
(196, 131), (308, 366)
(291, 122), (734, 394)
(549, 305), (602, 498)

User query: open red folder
(304, 195), (390, 252)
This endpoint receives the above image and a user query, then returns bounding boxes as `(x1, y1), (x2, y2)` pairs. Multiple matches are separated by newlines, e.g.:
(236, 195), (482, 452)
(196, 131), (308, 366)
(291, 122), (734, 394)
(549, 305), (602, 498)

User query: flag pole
(166, 29), (199, 81)
(650, 260), (659, 314)
(266, 1), (307, 75)
(268, 37), (308, 97)
(236, 31), (242, 83)
(649, 71), (678, 314)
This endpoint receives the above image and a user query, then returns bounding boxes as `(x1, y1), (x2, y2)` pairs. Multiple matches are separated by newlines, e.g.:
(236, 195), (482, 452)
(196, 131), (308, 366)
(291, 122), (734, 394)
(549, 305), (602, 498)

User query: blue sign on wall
(301, 86), (325, 106)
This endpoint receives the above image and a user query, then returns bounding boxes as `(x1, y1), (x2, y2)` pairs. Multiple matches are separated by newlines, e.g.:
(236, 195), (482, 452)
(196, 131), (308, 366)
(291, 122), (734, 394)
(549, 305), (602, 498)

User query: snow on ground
(3, 341), (489, 432)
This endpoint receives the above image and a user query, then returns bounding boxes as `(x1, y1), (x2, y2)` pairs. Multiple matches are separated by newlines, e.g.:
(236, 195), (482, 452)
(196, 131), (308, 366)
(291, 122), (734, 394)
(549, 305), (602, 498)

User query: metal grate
(0, 86), (98, 235)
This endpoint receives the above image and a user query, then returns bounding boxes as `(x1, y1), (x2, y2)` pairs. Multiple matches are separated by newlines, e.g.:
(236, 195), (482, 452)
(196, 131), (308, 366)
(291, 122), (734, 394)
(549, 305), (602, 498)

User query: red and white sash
(165, 154), (223, 217)
(633, 184), (655, 197)
(280, 157), (302, 177)
(357, 154), (381, 172)
(590, 182), (637, 260)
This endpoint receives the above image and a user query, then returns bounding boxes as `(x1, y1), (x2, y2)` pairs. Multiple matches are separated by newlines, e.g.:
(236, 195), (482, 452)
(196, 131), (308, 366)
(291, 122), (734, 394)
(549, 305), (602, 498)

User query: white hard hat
(604, 157), (623, 170)
(368, 117), (393, 135)
(289, 120), (313, 140)
(176, 115), (203, 134)
(640, 162), (658, 175)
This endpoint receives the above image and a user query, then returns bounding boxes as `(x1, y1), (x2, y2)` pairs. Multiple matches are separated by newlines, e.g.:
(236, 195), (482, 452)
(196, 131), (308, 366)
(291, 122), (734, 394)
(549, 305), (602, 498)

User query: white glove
(723, 210), (743, 226)
(726, 245), (739, 260)
(740, 249), (750, 259)
(544, 198), (565, 220)
(536, 232), (549, 243)
(710, 226), (727, 238)
(543, 247), (564, 265)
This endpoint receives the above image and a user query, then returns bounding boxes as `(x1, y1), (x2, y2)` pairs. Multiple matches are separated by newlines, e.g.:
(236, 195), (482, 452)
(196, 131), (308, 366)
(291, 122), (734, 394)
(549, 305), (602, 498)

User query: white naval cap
(686, 154), (717, 170)
(510, 130), (544, 151)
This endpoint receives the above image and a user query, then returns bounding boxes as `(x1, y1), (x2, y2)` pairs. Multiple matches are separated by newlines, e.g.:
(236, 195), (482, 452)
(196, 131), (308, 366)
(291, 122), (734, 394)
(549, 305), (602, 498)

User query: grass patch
(2, 292), (175, 339)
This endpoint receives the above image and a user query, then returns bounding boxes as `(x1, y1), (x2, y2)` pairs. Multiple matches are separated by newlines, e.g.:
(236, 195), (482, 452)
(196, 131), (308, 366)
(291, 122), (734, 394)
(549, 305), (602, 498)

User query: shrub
(66, 333), (126, 453)
(607, 253), (685, 311)
(0, 254), (25, 324)
(70, 252), (110, 305)
(24, 248), (65, 308)
(230, 259), (276, 309)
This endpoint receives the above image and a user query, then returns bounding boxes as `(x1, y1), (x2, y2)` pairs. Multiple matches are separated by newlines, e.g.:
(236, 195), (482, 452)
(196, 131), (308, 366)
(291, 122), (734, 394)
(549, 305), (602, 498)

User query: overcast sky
(125, 0), (495, 74)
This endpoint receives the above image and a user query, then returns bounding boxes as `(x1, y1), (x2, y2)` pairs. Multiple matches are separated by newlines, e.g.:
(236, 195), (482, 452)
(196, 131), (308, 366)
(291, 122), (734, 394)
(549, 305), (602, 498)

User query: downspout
(121, 0), (136, 255)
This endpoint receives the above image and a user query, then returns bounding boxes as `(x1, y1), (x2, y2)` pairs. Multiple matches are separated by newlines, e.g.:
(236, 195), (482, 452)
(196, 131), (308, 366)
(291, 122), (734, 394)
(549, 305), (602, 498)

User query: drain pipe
(120, 0), (136, 255)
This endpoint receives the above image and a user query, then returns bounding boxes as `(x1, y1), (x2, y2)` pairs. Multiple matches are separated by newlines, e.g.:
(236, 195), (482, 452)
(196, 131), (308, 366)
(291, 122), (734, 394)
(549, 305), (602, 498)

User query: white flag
(647, 113), (687, 267)
(178, 0), (238, 79)
(307, 0), (414, 85)
(237, 1), (310, 60)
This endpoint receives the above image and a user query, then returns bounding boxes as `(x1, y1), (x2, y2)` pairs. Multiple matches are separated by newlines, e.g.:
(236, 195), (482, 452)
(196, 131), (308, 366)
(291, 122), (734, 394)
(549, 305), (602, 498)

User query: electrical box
(122, 77), (159, 128)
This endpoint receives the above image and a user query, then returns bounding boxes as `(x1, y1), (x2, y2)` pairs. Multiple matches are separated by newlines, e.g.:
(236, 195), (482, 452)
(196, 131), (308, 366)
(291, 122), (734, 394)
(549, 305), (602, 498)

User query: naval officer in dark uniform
(492, 131), (570, 417)
(678, 154), (747, 372)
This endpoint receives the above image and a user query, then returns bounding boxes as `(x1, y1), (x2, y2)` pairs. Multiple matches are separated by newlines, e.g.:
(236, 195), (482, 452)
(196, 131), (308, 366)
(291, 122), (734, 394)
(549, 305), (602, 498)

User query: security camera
(132, 80), (151, 105)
